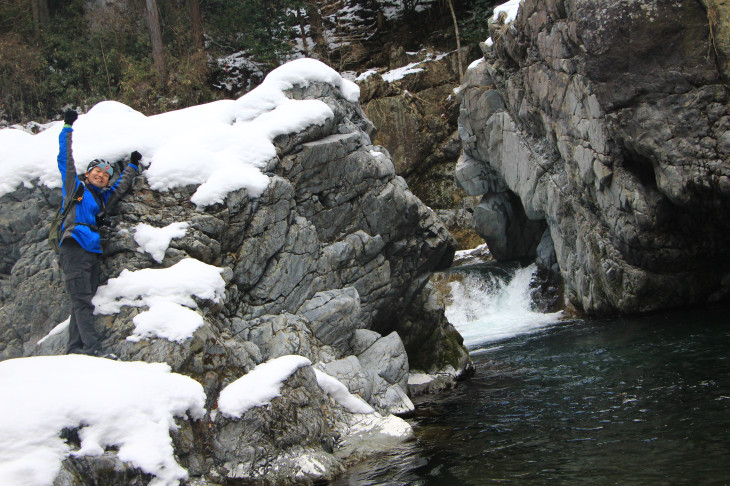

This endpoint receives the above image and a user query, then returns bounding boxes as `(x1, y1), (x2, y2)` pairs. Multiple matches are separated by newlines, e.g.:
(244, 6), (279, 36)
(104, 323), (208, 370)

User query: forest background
(0, 0), (495, 127)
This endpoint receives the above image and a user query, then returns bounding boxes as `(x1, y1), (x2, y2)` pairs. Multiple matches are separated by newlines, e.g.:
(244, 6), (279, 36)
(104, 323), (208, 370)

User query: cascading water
(330, 259), (730, 485)
(445, 264), (563, 350)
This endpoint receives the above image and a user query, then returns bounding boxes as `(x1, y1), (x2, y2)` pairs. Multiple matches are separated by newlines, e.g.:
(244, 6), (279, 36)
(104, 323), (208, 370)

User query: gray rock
(454, 152), (508, 196)
(357, 331), (409, 391)
(473, 192), (547, 261)
(0, 72), (469, 484)
(54, 452), (151, 486)
(358, 48), (481, 245)
(298, 287), (361, 354)
(211, 366), (343, 484)
(349, 328), (381, 356)
(319, 328), (416, 416)
(392, 281), (472, 376)
(457, 0), (730, 314)
(535, 227), (559, 274)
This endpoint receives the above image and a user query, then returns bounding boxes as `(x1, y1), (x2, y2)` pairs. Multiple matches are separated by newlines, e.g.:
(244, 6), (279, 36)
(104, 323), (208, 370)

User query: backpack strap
(59, 183), (85, 226)
(60, 184), (100, 236)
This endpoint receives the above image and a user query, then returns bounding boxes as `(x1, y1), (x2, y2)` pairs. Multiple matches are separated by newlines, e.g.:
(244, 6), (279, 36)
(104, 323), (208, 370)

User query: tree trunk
(31, 0), (50, 36)
(307, 1), (327, 59)
(296, 7), (309, 56)
(188, 0), (208, 81)
(447, 0), (463, 79)
(189, 0), (204, 52)
(145, 0), (166, 86)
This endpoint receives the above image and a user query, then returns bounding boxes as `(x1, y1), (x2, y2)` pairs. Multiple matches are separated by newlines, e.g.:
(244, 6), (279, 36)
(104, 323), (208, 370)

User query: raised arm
(104, 150), (141, 208)
(57, 110), (79, 200)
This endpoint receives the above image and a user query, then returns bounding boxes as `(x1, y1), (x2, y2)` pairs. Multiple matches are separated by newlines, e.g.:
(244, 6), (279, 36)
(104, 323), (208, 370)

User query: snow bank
(134, 222), (189, 263)
(92, 258), (226, 343)
(36, 316), (70, 345)
(381, 61), (425, 82)
(218, 357), (377, 419)
(218, 355), (312, 418)
(484, 0), (523, 47)
(0, 355), (205, 486)
(314, 369), (374, 414)
(493, 0), (522, 23)
(0, 58), (359, 207)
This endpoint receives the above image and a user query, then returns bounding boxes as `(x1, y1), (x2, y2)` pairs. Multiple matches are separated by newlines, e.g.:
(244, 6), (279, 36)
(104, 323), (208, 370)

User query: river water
(330, 263), (730, 485)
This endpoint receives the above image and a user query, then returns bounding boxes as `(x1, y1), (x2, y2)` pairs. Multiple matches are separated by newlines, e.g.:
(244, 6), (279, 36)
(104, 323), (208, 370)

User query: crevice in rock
(621, 147), (658, 189)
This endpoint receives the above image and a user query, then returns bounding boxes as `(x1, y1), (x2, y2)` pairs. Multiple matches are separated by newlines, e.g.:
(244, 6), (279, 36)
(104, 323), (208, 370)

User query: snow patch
(468, 58), (485, 70)
(0, 355), (205, 486)
(381, 61), (425, 82)
(134, 222), (189, 263)
(493, 0), (522, 23)
(218, 355), (312, 418)
(36, 316), (70, 345)
(314, 369), (375, 414)
(0, 59), (358, 207)
(346, 413), (412, 439)
(92, 258), (226, 343)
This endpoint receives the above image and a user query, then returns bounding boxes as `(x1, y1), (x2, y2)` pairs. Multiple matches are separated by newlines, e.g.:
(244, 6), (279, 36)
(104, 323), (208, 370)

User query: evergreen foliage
(458, 0), (494, 45)
(0, 0), (489, 125)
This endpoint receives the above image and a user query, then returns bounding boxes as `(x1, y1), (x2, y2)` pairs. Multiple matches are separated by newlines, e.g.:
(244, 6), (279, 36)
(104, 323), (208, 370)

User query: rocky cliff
(358, 46), (485, 248)
(0, 60), (470, 484)
(456, 0), (730, 314)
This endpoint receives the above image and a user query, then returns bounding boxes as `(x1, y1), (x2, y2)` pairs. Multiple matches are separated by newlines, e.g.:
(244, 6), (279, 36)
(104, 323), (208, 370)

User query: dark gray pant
(59, 238), (102, 356)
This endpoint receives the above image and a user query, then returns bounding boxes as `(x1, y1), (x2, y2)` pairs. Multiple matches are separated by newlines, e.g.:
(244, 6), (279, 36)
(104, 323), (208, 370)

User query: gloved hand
(131, 151), (142, 164)
(64, 110), (78, 126)
(96, 211), (112, 228)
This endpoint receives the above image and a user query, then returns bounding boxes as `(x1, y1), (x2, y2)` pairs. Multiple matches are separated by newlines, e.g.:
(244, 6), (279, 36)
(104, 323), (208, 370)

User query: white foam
(445, 264), (562, 348)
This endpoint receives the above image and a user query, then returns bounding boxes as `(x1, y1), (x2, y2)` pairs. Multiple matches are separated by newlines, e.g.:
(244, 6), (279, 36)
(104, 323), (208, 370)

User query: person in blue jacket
(58, 109), (140, 358)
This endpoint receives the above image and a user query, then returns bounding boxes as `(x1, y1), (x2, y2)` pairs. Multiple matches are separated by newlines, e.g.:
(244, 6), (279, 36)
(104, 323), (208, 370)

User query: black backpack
(48, 184), (85, 253)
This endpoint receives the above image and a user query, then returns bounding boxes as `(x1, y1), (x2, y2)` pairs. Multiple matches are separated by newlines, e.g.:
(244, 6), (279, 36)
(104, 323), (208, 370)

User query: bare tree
(307, 0), (327, 60)
(189, 0), (204, 52)
(31, 0), (50, 36)
(296, 7), (309, 56)
(445, 0), (463, 79)
(145, 0), (166, 85)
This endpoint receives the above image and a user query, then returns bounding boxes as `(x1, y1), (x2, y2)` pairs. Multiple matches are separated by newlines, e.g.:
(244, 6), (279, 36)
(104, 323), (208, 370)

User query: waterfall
(445, 264), (563, 350)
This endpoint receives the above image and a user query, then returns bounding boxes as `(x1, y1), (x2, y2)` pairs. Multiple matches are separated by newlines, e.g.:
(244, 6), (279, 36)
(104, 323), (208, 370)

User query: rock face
(456, 0), (730, 314)
(0, 76), (470, 483)
(702, 0), (730, 83)
(358, 48), (484, 248)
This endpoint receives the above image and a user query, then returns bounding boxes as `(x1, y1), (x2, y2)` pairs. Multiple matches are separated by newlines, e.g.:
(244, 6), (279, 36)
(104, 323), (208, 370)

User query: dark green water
(330, 304), (730, 485)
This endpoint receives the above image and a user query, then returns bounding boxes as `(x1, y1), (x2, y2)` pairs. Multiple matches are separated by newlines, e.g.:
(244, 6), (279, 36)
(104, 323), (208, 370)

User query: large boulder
(0, 62), (470, 484)
(457, 0), (730, 314)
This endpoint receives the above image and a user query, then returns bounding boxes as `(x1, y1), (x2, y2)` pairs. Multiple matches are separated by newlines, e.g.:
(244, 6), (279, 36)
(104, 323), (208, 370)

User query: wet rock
(457, 0), (730, 314)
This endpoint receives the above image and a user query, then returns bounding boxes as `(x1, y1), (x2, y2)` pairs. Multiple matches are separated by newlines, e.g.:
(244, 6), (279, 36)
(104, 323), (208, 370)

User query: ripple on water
(330, 304), (730, 485)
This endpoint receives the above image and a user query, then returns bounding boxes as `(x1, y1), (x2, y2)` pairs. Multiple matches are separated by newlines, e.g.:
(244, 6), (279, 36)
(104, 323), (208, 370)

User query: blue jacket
(58, 125), (138, 254)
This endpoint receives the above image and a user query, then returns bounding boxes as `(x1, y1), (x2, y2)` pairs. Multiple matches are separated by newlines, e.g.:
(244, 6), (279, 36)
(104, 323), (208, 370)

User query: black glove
(64, 110), (78, 126)
(130, 151), (142, 164)
(96, 212), (112, 228)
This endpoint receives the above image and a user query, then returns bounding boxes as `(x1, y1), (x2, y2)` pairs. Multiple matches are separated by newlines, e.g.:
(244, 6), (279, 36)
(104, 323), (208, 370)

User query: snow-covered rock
(0, 58), (469, 484)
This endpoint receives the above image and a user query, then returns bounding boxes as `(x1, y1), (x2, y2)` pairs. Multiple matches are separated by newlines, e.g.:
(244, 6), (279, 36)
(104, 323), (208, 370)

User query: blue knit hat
(86, 159), (113, 177)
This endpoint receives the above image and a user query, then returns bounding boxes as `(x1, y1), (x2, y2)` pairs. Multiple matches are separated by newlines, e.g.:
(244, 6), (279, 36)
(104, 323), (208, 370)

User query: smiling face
(85, 167), (111, 188)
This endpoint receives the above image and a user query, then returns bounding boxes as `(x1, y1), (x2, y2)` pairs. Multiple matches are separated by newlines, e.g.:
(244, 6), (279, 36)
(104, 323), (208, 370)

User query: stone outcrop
(456, 0), (730, 314)
(0, 74), (470, 483)
(358, 48), (484, 248)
